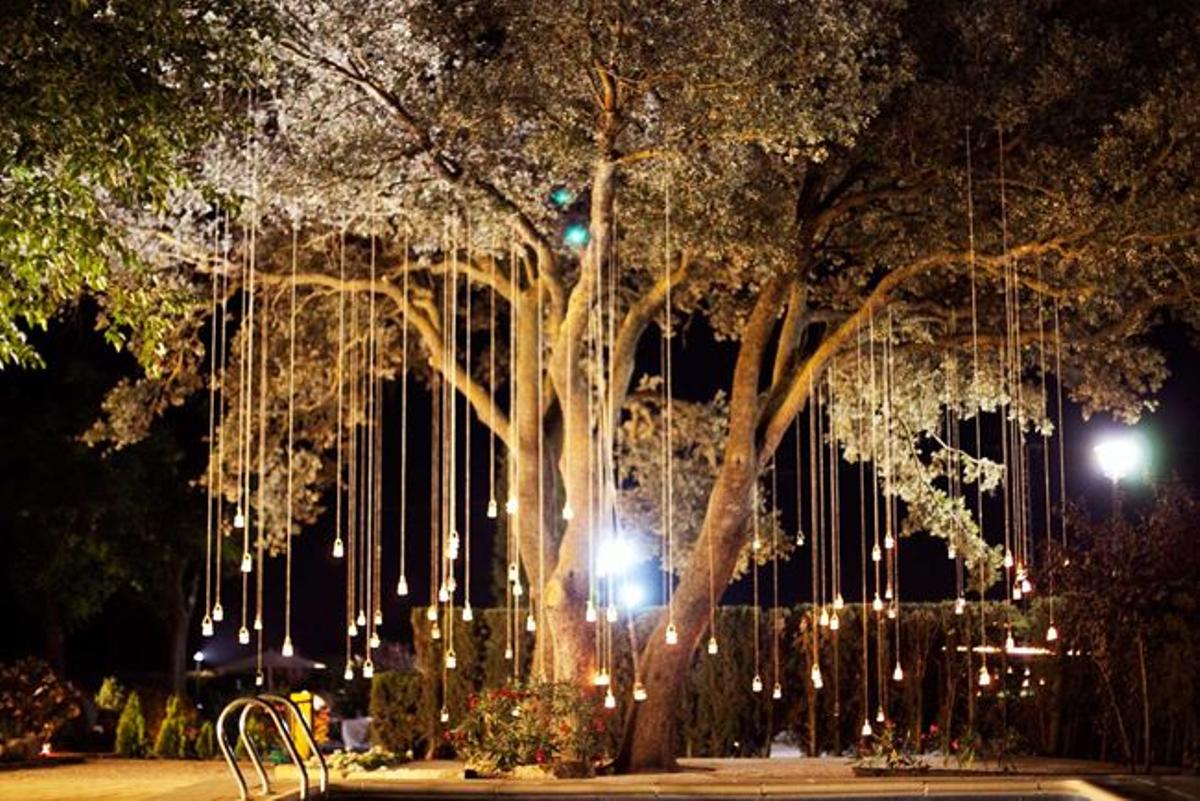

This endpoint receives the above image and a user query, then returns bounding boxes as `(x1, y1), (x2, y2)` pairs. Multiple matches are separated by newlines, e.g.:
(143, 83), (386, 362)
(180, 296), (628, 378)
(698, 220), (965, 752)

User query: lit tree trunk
(168, 564), (199, 696)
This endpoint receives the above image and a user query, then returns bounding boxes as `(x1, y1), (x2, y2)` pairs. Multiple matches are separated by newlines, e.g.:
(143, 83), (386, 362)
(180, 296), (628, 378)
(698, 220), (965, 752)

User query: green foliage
(94, 676), (127, 713)
(324, 746), (403, 775)
(194, 720), (217, 761)
(853, 721), (929, 773)
(153, 694), (189, 759)
(369, 672), (425, 757)
(115, 691), (148, 757)
(448, 682), (612, 776)
(0, 658), (82, 761)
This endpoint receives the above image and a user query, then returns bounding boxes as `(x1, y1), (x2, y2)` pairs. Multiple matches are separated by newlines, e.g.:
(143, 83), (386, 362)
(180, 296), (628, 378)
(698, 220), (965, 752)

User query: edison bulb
(234, 509), (245, 529)
(201, 616), (214, 638)
(507, 562), (520, 582)
(431, 623), (441, 641)
(810, 664), (823, 689)
(281, 636), (294, 657)
(438, 585), (450, 603)
(833, 593), (845, 611)
(886, 605), (897, 620)
(818, 607), (830, 627)
(343, 663), (354, 681)
(872, 594), (884, 612)
(361, 660), (374, 679)
(772, 683), (782, 700)
(585, 599), (597, 623)
(212, 602), (224, 622)
(505, 496), (518, 515)
(1020, 577), (1033, 594)
(978, 665), (992, 686)
(885, 585), (893, 601)
(796, 531), (806, 546)
(665, 623), (678, 645)
(504, 644), (513, 660)
(462, 604), (473, 622)
(1003, 550), (1014, 569)
(884, 532), (895, 550)
(752, 538), (762, 552)
(861, 720), (874, 737)
(707, 636), (719, 655)
(603, 689), (616, 709)
(348, 621), (359, 638)
(526, 613), (536, 632)
(369, 632), (380, 649)
(512, 580), (523, 597)
(253, 614), (262, 632)
(947, 543), (957, 560)
(562, 503), (574, 521)
(606, 604), (618, 623)
(445, 650), (457, 670)
(426, 604), (438, 622)
(954, 597), (966, 615)
(876, 706), (885, 723)
(1012, 585), (1023, 601)
(397, 575), (409, 596)
(892, 662), (904, 682)
(1046, 624), (1059, 642)
(751, 674), (763, 693)
(829, 613), (840, 631)
(510, 706), (521, 718)
(1005, 632), (1016, 651)
(255, 671), (264, 688)
(240, 552), (253, 573)
(633, 682), (648, 702)
(871, 544), (882, 562)
(332, 538), (345, 559)
(487, 498), (498, 519)
(356, 610), (366, 627)
(374, 609), (383, 626)
(439, 707), (450, 723)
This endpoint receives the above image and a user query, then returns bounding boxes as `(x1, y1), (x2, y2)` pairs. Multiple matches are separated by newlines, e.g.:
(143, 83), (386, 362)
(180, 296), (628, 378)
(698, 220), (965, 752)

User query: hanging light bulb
(356, 610), (367, 627)
(884, 532), (895, 550)
(369, 632), (380, 649)
(861, 719), (874, 737)
(892, 662), (904, 682)
(707, 636), (719, 655)
(445, 650), (457, 670)
(562, 503), (574, 521)
(448, 529), (460, 553)
(948, 543), (957, 560)
(954, 597), (966, 616)
(487, 498), (498, 519)
(348, 621), (359, 638)
(504, 644), (513, 660)
(447, 574), (457, 591)
(253, 614), (262, 632)
(343, 663), (354, 681)
(281, 636), (294, 657)
(833, 593), (845, 611)
(592, 670), (609, 687)
(525, 613), (536, 632)
(818, 607), (830, 627)
(1012, 584), (1023, 601)
(752, 537), (762, 552)
(633, 682), (648, 702)
(431, 623), (441, 641)
(439, 707), (450, 723)
(872, 594), (884, 612)
(871, 544), (882, 562)
(752, 674), (763, 693)
(201, 616), (214, 638)
(332, 538), (345, 559)
(979, 665), (992, 687)
(603, 689), (616, 709)
(234, 508), (245, 529)
(511, 705), (521, 718)
(829, 612), (840, 631)
(426, 604), (438, 622)
(1046, 624), (1059, 642)
(876, 706), (885, 723)
(255, 671), (264, 688)
(606, 604), (618, 623)
(212, 602), (224, 622)
(438, 584), (450, 603)
(507, 562), (519, 582)
(886, 605), (897, 620)
(374, 609), (384, 626)
(505, 496), (518, 515)
(772, 683), (783, 700)
(361, 660), (374, 679)
(397, 575), (409, 596)
(796, 531), (806, 547)
(1005, 632), (1016, 652)
(512, 580), (524, 597)
(884, 585), (894, 601)
(1020, 576), (1033, 595)
(1003, 550), (1014, 569)
(462, 603), (474, 622)
(585, 599), (597, 623)
(810, 664), (823, 689)
(1023, 666), (1031, 677)
(240, 551), (252, 573)
(665, 623), (678, 645)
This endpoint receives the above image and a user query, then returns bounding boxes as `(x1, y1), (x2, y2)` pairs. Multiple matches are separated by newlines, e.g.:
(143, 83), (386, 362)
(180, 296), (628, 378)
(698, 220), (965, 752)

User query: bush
(0, 658), (82, 762)
(153, 695), (189, 759)
(448, 682), (612, 776)
(95, 677), (127, 713)
(369, 672), (424, 758)
(194, 720), (217, 760)
(115, 691), (148, 757)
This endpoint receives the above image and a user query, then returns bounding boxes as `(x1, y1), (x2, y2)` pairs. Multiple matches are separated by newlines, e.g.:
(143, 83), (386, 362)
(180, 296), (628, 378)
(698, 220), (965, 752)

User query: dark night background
(0, 305), (1195, 692)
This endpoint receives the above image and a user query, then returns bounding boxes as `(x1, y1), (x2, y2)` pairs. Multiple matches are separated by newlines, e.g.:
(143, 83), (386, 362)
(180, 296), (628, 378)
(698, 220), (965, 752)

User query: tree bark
(168, 564), (200, 696)
(1136, 630), (1152, 773)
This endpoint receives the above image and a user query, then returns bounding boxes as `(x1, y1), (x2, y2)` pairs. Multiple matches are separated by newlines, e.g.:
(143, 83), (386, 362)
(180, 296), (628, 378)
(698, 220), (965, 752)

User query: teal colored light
(563, 223), (590, 248)
(550, 186), (574, 207)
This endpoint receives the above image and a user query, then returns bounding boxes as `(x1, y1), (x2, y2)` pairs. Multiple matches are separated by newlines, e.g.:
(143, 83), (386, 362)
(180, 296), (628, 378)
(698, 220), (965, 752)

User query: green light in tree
(563, 223), (589, 247)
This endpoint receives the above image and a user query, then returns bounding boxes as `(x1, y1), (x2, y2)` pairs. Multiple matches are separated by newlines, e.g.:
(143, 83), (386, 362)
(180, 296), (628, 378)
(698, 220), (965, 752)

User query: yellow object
(289, 691), (313, 759)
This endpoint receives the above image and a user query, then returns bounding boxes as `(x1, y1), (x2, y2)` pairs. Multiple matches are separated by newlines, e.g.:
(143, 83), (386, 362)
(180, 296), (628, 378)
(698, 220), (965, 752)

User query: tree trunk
(1136, 630), (1152, 773)
(168, 565), (200, 696)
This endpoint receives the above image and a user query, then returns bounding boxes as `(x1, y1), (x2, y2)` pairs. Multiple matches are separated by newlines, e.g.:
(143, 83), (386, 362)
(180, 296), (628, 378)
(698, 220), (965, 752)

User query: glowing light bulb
(397, 575), (409, 596)
(332, 538), (344, 559)
(512, 581), (523, 597)
(1021, 577), (1033, 594)
(431, 623), (441, 641)
(871, 544), (882, 562)
(255, 671), (264, 687)
(606, 604), (618, 623)
(707, 636), (719, 655)
(212, 602), (224, 622)
(818, 607), (830, 627)
(201, 616), (214, 638)
(526, 613), (536, 632)
(234, 509), (245, 529)
(343, 663), (354, 681)
(504, 644), (513, 660)
(872, 594), (884, 612)
(1046, 624), (1058, 642)
(369, 632), (380, 649)
(356, 610), (367, 627)
(633, 683), (648, 702)
(438, 585), (450, 603)
(505, 496), (518, 515)
(507, 562), (519, 582)
(752, 538), (762, 552)
(1005, 632), (1016, 652)
(796, 531), (806, 546)
(811, 665), (823, 690)
(772, 683), (783, 700)
(892, 662), (904, 682)
(665, 623), (678, 645)
(948, 543), (957, 560)
(374, 609), (383, 626)
(564, 223), (590, 248)
(562, 503), (574, 521)
(1003, 550), (1014, 569)
(281, 636), (294, 657)
(885, 585), (893, 600)
(833, 593), (845, 611)
(253, 614), (262, 632)
(462, 604), (473, 622)
(592, 670), (608, 686)
(361, 660), (374, 679)
(861, 720), (874, 737)
(585, 599), (597, 623)
(426, 604), (438, 622)
(487, 498), (498, 519)
(445, 650), (457, 670)
(884, 532), (895, 550)
(886, 605), (897, 620)
(511, 706), (521, 718)
(348, 621), (359, 638)
(876, 706), (885, 723)
(954, 597), (966, 615)
(978, 665), (992, 687)
(829, 613), (840, 631)
(1012, 585), (1023, 601)
(439, 707), (450, 723)
(603, 689), (616, 709)
(240, 552), (252, 573)
(752, 674), (763, 693)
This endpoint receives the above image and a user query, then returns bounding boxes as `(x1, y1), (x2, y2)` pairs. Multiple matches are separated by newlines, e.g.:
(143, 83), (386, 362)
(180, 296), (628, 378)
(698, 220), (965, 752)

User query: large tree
(91, 0), (1199, 769)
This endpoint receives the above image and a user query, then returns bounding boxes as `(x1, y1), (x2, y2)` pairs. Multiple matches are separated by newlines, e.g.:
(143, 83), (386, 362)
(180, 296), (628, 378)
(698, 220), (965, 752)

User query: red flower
(535, 747), (546, 764)
(929, 723), (939, 734)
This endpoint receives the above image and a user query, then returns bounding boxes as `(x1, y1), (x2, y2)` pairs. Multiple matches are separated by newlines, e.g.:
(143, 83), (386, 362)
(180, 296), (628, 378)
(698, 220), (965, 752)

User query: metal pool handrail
(216, 695), (314, 800)
(257, 692), (329, 796)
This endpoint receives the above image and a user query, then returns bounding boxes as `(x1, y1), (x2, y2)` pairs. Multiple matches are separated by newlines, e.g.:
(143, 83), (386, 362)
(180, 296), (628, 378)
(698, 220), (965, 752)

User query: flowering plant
(448, 682), (611, 776)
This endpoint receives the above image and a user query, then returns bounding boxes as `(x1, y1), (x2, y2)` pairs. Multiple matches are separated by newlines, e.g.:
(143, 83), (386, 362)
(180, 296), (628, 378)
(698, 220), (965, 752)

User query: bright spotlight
(1093, 432), (1146, 484)
(192, 651), (205, 663)
(620, 581), (644, 610)
(596, 536), (638, 578)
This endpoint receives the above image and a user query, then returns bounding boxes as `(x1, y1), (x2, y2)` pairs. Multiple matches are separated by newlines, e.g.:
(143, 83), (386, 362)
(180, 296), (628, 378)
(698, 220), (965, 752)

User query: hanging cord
(771, 460), (781, 695)
(398, 231), (409, 593)
(202, 214), (219, 634)
(808, 370), (821, 688)
(334, 220), (347, 559)
(282, 223), (298, 655)
(752, 481), (761, 689)
(966, 127), (988, 671)
(463, 219), (473, 621)
(856, 324), (872, 734)
(253, 285), (270, 684)
(213, 211), (231, 623)
(886, 312), (902, 679)
(664, 179), (676, 634)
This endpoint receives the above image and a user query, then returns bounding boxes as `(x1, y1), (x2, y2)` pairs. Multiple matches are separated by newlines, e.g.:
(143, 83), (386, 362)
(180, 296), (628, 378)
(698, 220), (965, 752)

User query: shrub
(448, 682), (612, 776)
(194, 720), (217, 760)
(369, 672), (424, 758)
(153, 695), (189, 759)
(94, 677), (127, 713)
(115, 691), (148, 757)
(0, 658), (82, 761)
